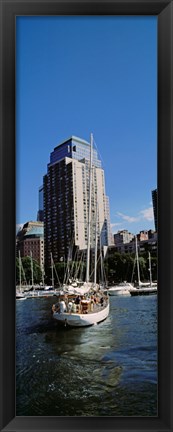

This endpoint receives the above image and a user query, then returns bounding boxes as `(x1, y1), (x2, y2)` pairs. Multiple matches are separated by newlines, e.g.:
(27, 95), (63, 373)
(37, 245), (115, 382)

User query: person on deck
(75, 295), (81, 305)
(100, 297), (104, 307)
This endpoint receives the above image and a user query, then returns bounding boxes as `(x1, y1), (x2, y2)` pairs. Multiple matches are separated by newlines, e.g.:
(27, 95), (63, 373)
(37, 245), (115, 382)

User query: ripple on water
(16, 296), (157, 416)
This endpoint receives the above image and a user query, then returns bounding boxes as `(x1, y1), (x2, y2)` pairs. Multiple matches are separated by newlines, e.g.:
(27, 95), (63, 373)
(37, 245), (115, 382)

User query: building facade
(43, 136), (112, 269)
(137, 230), (148, 242)
(114, 230), (134, 246)
(111, 230), (157, 254)
(16, 221), (44, 269)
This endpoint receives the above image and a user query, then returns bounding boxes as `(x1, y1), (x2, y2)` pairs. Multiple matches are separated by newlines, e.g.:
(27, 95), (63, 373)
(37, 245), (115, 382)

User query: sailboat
(148, 252), (157, 288)
(16, 251), (27, 300)
(52, 134), (109, 326)
(130, 238), (157, 296)
(25, 251), (39, 298)
(33, 253), (60, 297)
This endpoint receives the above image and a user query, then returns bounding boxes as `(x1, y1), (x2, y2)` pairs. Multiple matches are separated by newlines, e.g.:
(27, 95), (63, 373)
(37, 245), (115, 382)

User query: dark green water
(16, 295), (157, 416)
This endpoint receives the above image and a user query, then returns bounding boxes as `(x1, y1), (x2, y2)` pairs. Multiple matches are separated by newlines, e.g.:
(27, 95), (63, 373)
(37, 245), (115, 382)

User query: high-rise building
(37, 185), (44, 222)
(43, 136), (112, 269)
(152, 189), (157, 231)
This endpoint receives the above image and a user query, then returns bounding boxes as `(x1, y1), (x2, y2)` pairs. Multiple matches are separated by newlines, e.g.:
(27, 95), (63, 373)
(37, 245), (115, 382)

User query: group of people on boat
(52, 292), (106, 315)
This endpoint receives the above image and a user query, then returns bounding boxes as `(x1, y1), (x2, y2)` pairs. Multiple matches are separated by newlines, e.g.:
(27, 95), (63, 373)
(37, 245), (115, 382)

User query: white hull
(53, 302), (109, 327)
(108, 283), (133, 296)
(108, 288), (130, 296)
(139, 283), (157, 288)
(130, 287), (157, 296)
(25, 290), (57, 299)
(16, 291), (27, 300)
(16, 296), (26, 300)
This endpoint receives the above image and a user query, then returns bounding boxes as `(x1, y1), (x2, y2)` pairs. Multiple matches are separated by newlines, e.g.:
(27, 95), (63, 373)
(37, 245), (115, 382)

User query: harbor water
(16, 295), (157, 416)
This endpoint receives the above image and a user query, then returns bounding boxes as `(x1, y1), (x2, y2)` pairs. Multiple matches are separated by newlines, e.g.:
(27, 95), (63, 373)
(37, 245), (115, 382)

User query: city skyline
(16, 16), (157, 234)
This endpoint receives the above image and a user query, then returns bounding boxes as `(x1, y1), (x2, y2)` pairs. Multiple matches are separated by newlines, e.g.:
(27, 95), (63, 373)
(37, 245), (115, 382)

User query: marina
(16, 294), (157, 417)
(14, 19), (158, 418)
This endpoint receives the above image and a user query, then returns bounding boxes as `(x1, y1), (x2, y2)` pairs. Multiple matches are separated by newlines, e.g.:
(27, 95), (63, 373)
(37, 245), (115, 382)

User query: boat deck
(52, 297), (109, 315)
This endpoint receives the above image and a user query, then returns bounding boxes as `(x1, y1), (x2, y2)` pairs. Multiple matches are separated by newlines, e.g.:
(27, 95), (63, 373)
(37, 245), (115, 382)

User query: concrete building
(111, 230), (157, 254)
(43, 136), (112, 269)
(16, 221), (44, 269)
(137, 230), (148, 242)
(114, 230), (134, 246)
(152, 189), (157, 231)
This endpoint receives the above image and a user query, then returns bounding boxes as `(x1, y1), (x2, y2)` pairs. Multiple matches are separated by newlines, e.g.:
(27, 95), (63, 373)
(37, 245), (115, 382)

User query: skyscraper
(37, 185), (44, 222)
(43, 136), (112, 270)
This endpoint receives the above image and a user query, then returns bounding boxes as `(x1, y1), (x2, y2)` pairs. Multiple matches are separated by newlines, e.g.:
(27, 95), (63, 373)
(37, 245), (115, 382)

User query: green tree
(46, 260), (86, 286)
(105, 249), (157, 285)
(105, 252), (135, 284)
(150, 256), (157, 281)
(19, 256), (42, 284)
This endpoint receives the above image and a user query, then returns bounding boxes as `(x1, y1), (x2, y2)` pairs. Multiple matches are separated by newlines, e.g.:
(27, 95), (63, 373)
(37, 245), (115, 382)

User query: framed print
(0, 0), (173, 431)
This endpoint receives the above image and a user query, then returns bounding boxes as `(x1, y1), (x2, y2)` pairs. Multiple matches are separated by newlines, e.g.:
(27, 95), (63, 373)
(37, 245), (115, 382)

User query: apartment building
(43, 136), (112, 269)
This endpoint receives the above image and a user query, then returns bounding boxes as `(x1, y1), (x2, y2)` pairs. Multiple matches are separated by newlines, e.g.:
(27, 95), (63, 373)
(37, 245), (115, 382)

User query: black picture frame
(0, 0), (173, 431)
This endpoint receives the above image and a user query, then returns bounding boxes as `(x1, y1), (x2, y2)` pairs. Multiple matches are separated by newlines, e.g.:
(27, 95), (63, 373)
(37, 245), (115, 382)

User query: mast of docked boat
(86, 133), (93, 284)
(148, 252), (152, 287)
(94, 201), (98, 287)
(50, 252), (54, 288)
(30, 250), (34, 288)
(100, 236), (104, 286)
(19, 250), (22, 293)
(135, 235), (141, 286)
(41, 265), (45, 288)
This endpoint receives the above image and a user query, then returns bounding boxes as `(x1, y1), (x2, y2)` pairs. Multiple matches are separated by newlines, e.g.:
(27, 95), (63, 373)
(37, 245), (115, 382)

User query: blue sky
(16, 16), (157, 235)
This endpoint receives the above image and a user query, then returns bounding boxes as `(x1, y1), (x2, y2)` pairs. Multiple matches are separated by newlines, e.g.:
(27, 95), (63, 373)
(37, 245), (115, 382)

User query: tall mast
(148, 252), (152, 287)
(51, 252), (54, 288)
(30, 250), (34, 287)
(86, 133), (93, 283)
(94, 201), (98, 286)
(19, 250), (22, 292)
(42, 265), (45, 287)
(100, 233), (104, 284)
(135, 235), (140, 286)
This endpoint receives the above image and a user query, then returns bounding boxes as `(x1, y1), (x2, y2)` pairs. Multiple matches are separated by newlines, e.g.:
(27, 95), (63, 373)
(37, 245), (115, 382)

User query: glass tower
(37, 185), (44, 222)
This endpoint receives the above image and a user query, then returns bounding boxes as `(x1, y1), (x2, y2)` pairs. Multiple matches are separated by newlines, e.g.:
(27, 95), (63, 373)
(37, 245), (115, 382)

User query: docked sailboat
(148, 252), (157, 288)
(130, 239), (157, 296)
(52, 134), (109, 326)
(107, 282), (133, 296)
(16, 251), (27, 300)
